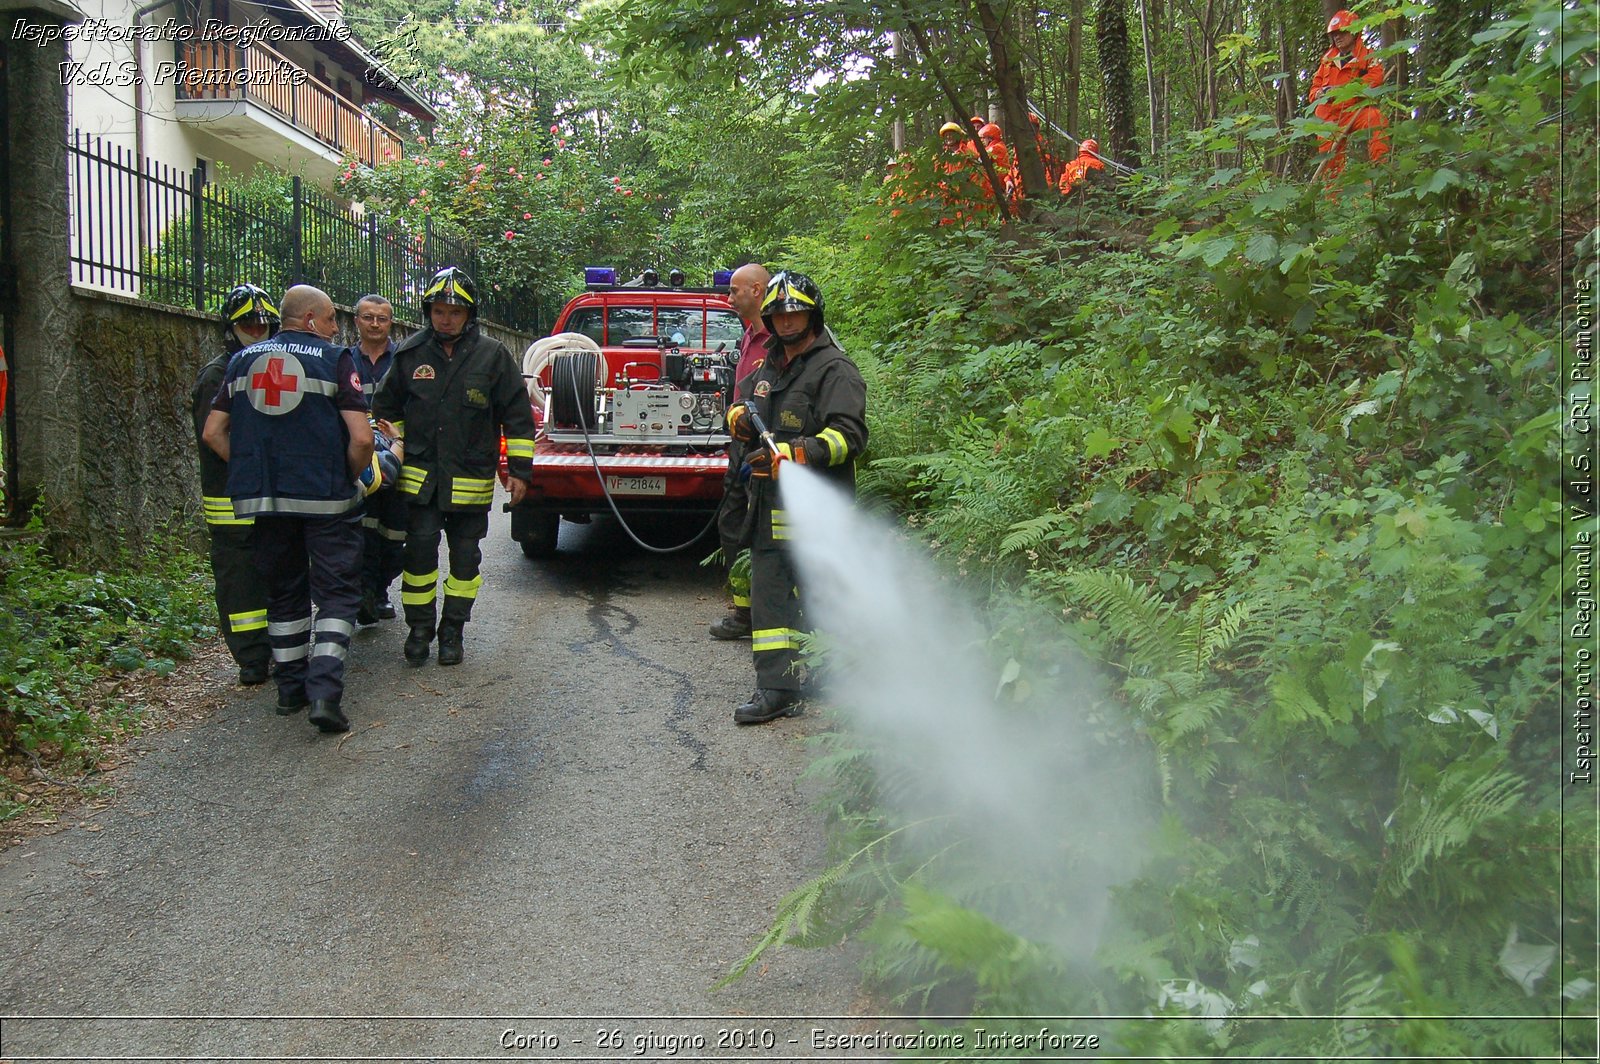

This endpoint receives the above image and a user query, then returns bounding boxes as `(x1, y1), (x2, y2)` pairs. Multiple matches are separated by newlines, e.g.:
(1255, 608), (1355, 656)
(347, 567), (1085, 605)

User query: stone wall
(4, 4), (81, 553)
(70, 294), (216, 552)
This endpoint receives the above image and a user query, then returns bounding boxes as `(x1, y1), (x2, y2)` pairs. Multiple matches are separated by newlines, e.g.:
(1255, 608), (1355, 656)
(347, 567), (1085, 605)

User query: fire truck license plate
(605, 475), (666, 495)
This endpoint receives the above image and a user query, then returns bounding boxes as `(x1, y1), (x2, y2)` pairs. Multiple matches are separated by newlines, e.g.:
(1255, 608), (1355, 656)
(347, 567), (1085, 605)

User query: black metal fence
(66, 131), (545, 332)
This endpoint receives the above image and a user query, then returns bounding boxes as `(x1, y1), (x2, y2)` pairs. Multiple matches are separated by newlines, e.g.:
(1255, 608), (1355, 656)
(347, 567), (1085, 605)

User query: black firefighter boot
(436, 619), (466, 667)
(708, 604), (752, 640)
(356, 586), (380, 626)
(735, 688), (803, 725)
(437, 597), (471, 667)
(403, 615), (435, 666)
(308, 697), (349, 734)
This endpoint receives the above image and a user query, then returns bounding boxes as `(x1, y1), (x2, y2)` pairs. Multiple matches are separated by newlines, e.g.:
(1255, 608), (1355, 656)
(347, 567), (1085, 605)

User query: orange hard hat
(979, 123), (1003, 141)
(1080, 138), (1099, 154)
(969, 115), (985, 128)
(1326, 9), (1357, 33)
(939, 121), (965, 137)
(1028, 112), (1042, 126)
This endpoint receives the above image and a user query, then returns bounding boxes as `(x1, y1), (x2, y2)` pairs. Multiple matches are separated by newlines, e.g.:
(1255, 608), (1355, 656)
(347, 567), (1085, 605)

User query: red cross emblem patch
(246, 351), (306, 414)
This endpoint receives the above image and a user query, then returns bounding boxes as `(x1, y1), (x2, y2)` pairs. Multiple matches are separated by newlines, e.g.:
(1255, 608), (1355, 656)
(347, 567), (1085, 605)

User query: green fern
(1059, 571), (1256, 776)
(714, 818), (942, 989)
(1379, 768), (1526, 899)
(1061, 570), (1187, 668)
(1201, 596), (1252, 662)
(798, 744), (874, 784)
(999, 510), (1077, 555)
(1062, 572), (1252, 673)
(1260, 844), (1350, 938)
(1268, 668), (1335, 731)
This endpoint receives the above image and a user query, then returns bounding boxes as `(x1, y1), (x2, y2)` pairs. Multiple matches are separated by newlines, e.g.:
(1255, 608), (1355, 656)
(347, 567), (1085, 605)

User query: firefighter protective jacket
(748, 330), (868, 495)
(372, 324), (536, 511)
(193, 350), (251, 526)
(219, 331), (366, 518)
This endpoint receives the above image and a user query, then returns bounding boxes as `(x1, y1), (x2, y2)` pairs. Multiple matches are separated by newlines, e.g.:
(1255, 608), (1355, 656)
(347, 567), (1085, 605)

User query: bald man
(204, 285), (374, 733)
(708, 262), (772, 640)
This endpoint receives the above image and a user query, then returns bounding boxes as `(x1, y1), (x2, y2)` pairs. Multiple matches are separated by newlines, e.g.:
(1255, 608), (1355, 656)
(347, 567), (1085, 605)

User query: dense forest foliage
(193, 0), (1600, 1053)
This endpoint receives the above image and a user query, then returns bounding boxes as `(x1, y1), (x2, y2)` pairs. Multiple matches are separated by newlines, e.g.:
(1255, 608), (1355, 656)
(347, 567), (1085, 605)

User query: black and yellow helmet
(760, 271), (824, 335)
(220, 284), (280, 351)
(422, 266), (477, 315)
(221, 283), (280, 329)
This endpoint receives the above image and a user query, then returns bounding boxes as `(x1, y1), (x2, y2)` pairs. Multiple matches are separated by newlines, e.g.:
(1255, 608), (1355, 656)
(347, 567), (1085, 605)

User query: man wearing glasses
(348, 294), (406, 625)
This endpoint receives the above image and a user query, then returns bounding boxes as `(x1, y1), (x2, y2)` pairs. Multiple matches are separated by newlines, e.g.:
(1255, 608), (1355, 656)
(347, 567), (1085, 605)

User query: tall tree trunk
(1067, 0), (1083, 136)
(973, 0), (1047, 203)
(1096, 0), (1142, 168)
(1272, 0), (1292, 129)
(1199, 0), (1219, 126)
(1160, 0), (1171, 149)
(1381, 14), (1408, 91)
(1274, 0), (1294, 177)
(1137, 0), (1157, 166)
(901, 12), (1014, 221)
(1147, 0), (1166, 157)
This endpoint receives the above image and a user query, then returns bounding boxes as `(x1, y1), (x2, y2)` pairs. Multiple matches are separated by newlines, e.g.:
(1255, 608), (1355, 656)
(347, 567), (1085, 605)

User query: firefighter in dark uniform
(191, 284), (277, 686)
(725, 272), (868, 724)
(345, 294), (406, 625)
(202, 285), (374, 734)
(371, 267), (537, 668)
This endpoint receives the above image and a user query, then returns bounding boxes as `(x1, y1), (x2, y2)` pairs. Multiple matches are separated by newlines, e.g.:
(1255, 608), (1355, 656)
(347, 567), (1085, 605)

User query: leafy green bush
(0, 521), (213, 818)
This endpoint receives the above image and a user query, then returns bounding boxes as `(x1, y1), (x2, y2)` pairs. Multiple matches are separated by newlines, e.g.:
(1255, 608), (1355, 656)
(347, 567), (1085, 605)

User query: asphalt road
(0, 500), (863, 1061)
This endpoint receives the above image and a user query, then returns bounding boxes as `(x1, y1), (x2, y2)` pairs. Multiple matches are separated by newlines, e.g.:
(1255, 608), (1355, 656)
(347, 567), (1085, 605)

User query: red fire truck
(504, 268), (744, 557)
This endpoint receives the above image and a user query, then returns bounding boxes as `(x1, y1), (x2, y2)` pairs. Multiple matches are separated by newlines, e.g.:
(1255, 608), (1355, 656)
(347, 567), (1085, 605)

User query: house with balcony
(66, 0), (435, 185)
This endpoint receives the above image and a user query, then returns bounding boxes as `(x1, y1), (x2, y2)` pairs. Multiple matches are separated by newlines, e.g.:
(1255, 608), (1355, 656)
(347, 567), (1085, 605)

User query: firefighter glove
(726, 403), (756, 443)
(746, 441), (808, 480)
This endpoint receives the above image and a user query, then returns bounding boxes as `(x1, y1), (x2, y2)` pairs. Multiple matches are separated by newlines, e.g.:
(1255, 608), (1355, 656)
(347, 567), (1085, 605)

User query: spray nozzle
(745, 407), (782, 461)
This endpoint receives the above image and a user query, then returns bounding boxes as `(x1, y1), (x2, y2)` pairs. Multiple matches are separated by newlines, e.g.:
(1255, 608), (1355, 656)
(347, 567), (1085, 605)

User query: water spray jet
(772, 469), (1156, 969)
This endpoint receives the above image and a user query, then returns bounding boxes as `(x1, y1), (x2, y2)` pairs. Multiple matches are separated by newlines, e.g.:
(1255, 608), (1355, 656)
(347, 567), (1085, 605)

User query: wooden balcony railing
(175, 38), (404, 169)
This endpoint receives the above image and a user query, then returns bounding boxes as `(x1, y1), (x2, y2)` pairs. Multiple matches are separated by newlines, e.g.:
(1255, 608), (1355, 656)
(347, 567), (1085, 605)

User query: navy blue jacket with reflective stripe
(222, 332), (363, 517)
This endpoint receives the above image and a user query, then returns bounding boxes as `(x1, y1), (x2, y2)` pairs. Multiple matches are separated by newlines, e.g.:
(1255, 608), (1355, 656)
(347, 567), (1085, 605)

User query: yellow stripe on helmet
(230, 296), (278, 321)
(425, 273), (475, 305)
(762, 280), (815, 312)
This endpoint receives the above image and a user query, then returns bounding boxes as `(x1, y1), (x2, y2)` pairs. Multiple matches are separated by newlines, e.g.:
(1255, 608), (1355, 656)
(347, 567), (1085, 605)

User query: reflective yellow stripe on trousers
(228, 609), (267, 633)
(442, 574), (483, 600)
(752, 628), (801, 652)
(402, 569), (439, 606)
